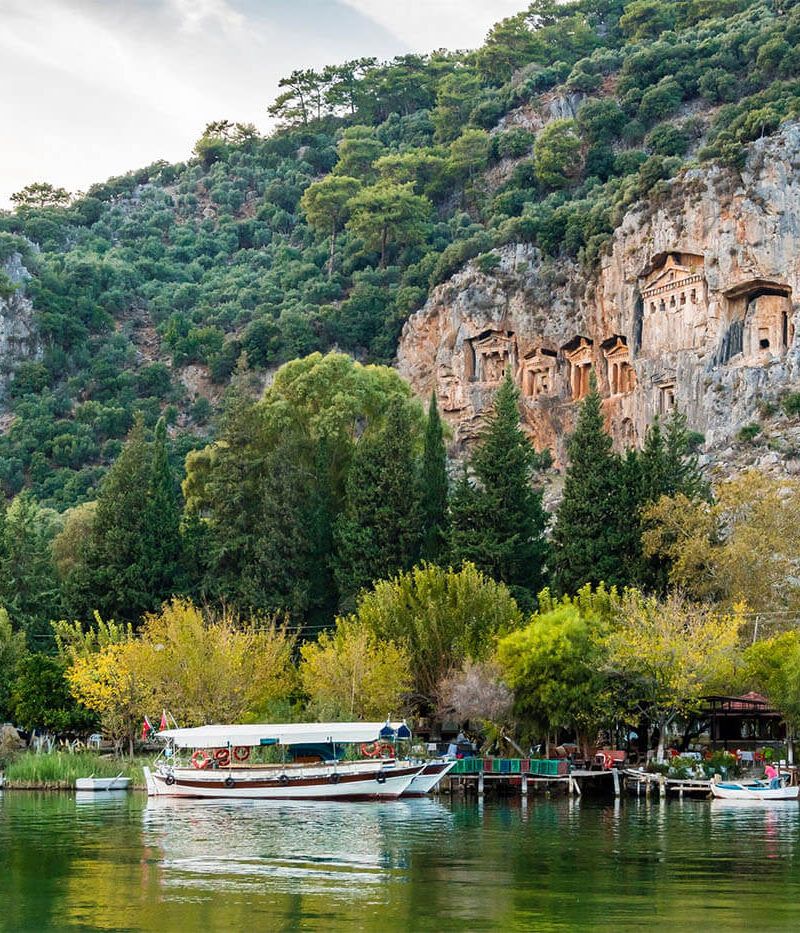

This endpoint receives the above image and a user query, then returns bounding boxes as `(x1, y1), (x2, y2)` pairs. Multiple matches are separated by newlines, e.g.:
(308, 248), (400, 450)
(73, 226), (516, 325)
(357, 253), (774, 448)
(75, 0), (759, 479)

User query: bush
(738, 423), (761, 442)
(782, 392), (800, 416)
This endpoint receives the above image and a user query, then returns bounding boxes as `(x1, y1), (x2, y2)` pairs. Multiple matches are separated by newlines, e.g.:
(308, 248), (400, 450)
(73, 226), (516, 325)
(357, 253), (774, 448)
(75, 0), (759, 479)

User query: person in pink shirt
(765, 764), (780, 789)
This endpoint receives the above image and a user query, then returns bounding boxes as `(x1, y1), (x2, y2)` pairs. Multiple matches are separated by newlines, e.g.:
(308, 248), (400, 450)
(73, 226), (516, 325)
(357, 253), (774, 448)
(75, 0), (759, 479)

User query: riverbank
(0, 751), (147, 790)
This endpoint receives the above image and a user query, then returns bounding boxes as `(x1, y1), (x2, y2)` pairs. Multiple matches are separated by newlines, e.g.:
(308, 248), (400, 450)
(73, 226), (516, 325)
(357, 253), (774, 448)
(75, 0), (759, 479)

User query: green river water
(2, 790), (800, 931)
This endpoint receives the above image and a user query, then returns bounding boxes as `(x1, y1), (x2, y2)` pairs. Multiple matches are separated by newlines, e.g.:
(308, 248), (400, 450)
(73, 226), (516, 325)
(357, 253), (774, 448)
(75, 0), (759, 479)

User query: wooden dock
(622, 768), (711, 798)
(441, 760), (714, 799)
(443, 767), (618, 797)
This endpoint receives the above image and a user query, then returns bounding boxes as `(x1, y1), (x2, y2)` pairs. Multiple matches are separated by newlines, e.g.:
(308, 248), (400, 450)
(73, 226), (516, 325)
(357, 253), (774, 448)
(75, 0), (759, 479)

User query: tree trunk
(789, 727), (795, 765)
(128, 733), (134, 759)
(380, 227), (387, 269)
(328, 225), (337, 279)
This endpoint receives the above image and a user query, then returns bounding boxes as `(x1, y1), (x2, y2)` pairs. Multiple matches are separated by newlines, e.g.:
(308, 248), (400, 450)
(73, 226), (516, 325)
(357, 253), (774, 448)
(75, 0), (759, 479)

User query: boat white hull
(75, 777), (132, 792)
(711, 782), (799, 800)
(403, 761), (456, 796)
(144, 763), (424, 800)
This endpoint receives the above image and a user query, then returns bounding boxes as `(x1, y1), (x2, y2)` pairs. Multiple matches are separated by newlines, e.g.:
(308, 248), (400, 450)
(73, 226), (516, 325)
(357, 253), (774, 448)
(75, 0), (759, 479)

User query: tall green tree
(68, 415), (184, 625)
(334, 398), (423, 605)
(0, 609), (26, 721)
(421, 391), (448, 561)
(346, 182), (431, 268)
(0, 493), (60, 639)
(300, 175), (362, 277)
(449, 371), (548, 606)
(551, 375), (626, 594)
(635, 407), (708, 591)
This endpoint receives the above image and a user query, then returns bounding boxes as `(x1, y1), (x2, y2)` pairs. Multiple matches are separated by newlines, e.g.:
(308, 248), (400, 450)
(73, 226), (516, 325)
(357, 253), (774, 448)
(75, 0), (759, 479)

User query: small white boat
(75, 773), (132, 792)
(710, 780), (798, 801)
(403, 760), (457, 796)
(145, 720), (433, 801)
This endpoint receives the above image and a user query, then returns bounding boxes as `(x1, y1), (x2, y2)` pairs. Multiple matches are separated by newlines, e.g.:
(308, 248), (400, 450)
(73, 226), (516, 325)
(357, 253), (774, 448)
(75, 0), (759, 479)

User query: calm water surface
(2, 789), (800, 931)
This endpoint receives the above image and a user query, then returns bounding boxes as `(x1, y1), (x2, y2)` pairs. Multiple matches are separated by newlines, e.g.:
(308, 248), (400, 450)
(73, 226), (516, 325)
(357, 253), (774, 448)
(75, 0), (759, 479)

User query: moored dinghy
(710, 780), (799, 801)
(144, 720), (426, 800)
(75, 773), (132, 792)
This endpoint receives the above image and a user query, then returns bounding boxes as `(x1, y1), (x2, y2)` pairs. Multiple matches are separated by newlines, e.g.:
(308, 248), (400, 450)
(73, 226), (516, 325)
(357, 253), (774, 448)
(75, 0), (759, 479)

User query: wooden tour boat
(143, 721), (453, 800)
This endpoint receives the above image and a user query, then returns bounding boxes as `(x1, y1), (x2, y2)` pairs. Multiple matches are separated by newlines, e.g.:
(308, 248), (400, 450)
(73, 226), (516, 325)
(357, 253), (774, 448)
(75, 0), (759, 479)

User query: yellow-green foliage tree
(66, 642), (144, 757)
(352, 562), (521, 711)
(741, 631), (800, 762)
(604, 592), (744, 761)
(495, 587), (614, 754)
(299, 617), (411, 720)
(127, 598), (296, 726)
(643, 471), (800, 612)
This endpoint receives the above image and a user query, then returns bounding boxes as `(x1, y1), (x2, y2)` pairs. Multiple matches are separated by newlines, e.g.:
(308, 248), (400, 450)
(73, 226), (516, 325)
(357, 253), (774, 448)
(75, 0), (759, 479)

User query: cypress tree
(551, 374), (626, 594)
(333, 398), (423, 605)
(71, 415), (185, 624)
(421, 391), (448, 561)
(448, 370), (548, 606)
(142, 417), (185, 600)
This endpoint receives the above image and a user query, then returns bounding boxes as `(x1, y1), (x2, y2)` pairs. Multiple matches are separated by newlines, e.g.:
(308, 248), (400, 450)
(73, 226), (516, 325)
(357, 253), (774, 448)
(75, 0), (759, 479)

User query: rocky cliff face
(397, 123), (800, 468)
(0, 250), (40, 400)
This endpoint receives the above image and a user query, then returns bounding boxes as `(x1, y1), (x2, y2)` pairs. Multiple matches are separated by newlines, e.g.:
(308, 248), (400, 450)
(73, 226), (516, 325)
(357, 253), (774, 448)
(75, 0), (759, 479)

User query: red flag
(160, 710), (168, 732)
(141, 716), (153, 741)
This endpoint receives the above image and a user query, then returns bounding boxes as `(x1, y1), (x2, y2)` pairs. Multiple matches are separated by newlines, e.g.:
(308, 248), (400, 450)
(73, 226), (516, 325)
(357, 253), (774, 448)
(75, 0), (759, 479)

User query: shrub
(738, 423), (760, 442)
(782, 393), (800, 416)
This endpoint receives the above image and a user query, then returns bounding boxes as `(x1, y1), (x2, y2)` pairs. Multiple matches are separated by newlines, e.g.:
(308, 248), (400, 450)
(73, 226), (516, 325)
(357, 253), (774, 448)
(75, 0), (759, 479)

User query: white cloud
(0, 0), (517, 206)
(339, 0), (524, 50)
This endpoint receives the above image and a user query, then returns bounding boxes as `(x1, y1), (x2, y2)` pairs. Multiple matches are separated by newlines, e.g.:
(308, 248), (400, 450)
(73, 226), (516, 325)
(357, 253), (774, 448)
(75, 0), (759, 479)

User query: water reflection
(3, 793), (800, 931)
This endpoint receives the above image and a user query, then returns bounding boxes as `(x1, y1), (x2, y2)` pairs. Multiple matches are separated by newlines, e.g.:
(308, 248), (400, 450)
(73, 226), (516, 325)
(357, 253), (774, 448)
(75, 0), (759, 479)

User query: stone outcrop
(0, 250), (40, 400)
(397, 123), (800, 465)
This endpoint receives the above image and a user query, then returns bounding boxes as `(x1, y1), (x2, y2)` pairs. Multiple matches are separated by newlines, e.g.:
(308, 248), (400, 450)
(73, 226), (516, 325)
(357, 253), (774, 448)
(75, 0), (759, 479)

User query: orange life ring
(233, 746), (250, 761)
(191, 749), (210, 769)
(361, 742), (379, 758)
(213, 748), (230, 767)
(379, 743), (395, 759)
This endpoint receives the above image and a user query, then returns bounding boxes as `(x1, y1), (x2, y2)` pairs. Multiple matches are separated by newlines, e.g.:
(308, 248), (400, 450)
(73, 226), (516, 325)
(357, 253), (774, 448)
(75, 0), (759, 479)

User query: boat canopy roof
(156, 720), (411, 749)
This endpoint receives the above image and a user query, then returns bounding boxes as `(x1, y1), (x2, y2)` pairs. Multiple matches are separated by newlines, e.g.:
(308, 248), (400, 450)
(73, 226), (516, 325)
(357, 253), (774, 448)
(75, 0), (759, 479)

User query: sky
(0, 0), (524, 206)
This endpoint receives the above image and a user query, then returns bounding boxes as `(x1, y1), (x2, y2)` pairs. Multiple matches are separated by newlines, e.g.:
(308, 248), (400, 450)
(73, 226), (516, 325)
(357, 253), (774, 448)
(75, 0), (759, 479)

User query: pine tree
(448, 371), (548, 606)
(0, 493), (60, 638)
(142, 418), (185, 602)
(551, 374), (627, 594)
(635, 406), (709, 592)
(334, 398), (423, 605)
(420, 391), (448, 561)
(70, 415), (184, 624)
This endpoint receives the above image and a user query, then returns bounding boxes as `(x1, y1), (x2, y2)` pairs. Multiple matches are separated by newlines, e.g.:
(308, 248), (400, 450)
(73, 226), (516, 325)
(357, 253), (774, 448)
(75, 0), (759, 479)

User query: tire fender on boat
(224, 776), (235, 788)
(278, 774), (289, 785)
(376, 770), (387, 785)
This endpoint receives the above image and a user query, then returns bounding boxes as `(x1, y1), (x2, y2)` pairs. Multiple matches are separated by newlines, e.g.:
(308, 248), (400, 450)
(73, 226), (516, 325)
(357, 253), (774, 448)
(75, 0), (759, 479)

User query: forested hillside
(1, 0), (798, 509)
(5, 0), (800, 737)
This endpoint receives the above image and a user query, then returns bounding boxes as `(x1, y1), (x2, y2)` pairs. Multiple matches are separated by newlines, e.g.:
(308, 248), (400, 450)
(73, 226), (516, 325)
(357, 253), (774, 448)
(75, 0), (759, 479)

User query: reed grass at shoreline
(1, 751), (147, 789)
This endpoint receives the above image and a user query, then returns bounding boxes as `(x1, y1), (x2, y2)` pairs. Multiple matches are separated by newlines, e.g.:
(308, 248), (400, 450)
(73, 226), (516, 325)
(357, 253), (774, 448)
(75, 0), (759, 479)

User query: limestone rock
(0, 250), (41, 399)
(397, 122), (800, 468)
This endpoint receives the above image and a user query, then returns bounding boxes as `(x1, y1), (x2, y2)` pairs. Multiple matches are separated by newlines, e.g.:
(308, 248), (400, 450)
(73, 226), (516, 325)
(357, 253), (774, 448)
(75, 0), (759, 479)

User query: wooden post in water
(478, 770), (484, 797)
(658, 774), (666, 799)
(612, 767), (620, 798)
(521, 773), (528, 797)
